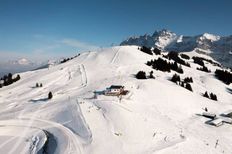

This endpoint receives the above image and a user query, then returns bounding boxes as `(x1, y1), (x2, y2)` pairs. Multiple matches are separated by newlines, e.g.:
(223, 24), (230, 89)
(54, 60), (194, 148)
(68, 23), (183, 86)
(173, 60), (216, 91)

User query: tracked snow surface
(0, 46), (232, 154)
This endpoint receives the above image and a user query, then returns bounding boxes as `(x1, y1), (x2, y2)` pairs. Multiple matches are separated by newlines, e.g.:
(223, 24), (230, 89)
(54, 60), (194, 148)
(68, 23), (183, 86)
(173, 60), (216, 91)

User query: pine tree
(8, 73), (12, 80)
(40, 83), (43, 87)
(203, 91), (209, 98)
(171, 74), (180, 83)
(190, 77), (193, 83)
(149, 71), (154, 79)
(136, 71), (147, 79)
(36, 83), (39, 87)
(210, 93), (217, 101)
(180, 81), (185, 87)
(48, 92), (53, 99)
(15, 74), (20, 81)
(177, 65), (184, 74)
(185, 83), (193, 92)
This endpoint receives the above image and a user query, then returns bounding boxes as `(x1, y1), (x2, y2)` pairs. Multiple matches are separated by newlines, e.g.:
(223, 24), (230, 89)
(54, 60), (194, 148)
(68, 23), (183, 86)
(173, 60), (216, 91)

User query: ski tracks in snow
(0, 118), (84, 154)
(111, 47), (121, 64)
(80, 64), (88, 88)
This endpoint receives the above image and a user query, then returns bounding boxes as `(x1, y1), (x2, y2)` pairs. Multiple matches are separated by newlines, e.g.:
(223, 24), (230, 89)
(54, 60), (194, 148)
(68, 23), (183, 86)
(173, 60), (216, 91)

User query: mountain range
(120, 29), (232, 67)
(0, 58), (57, 77)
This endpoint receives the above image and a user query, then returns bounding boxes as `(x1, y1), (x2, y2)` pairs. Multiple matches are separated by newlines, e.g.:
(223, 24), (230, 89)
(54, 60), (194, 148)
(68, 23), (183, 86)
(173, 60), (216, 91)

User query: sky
(1, 0), (232, 62)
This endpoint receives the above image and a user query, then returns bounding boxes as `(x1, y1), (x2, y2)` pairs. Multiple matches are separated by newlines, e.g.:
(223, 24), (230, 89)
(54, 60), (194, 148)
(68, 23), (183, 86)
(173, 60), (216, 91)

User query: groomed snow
(0, 45), (231, 154)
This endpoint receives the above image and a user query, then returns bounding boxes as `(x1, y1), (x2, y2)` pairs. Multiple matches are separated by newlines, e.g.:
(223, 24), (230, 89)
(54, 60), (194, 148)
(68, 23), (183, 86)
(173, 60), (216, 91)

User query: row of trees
(135, 71), (155, 79)
(36, 83), (43, 87)
(193, 56), (221, 67)
(203, 91), (217, 101)
(215, 69), (232, 85)
(166, 52), (190, 67)
(60, 54), (80, 64)
(192, 56), (205, 66)
(139, 46), (162, 55)
(147, 58), (184, 74)
(170, 74), (193, 91)
(139, 46), (153, 55)
(0, 73), (20, 88)
(197, 66), (211, 73)
(180, 54), (190, 60)
(193, 56), (222, 68)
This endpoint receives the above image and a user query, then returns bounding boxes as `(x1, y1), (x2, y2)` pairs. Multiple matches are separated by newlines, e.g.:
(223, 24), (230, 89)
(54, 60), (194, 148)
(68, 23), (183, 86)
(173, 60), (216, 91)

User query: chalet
(221, 110), (232, 118)
(220, 117), (232, 124)
(208, 118), (223, 127)
(202, 112), (216, 119)
(104, 85), (124, 96)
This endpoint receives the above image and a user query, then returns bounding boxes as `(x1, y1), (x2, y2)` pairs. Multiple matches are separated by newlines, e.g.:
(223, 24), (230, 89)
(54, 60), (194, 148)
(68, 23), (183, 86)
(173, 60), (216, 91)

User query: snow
(201, 33), (220, 42)
(0, 45), (232, 153)
(177, 35), (183, 43)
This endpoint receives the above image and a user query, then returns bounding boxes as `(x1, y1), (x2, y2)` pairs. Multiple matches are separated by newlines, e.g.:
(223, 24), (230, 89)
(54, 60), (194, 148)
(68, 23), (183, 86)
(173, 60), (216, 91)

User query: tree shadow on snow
(226, 87), (232, 94)
(29, 98), (49, 103)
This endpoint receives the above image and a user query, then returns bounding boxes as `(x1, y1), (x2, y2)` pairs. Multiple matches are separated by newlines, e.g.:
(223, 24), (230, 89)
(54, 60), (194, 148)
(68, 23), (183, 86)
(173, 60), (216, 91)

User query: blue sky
(1, 0), (232, 62)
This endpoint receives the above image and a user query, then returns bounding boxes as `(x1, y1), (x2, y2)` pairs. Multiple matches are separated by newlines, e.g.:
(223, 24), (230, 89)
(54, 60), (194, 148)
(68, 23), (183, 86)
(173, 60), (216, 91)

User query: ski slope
(0, 45), (232, 154)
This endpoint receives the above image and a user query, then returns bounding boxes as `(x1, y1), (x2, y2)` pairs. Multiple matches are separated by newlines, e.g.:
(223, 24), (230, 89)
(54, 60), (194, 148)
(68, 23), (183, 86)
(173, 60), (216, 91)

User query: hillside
(120, 29), (232, 68)
(0, 46), (232, 154)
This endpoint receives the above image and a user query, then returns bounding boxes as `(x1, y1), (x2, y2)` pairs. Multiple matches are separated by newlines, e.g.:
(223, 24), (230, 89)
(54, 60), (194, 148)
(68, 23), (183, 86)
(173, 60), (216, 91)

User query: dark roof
(109, 85), (124, 89)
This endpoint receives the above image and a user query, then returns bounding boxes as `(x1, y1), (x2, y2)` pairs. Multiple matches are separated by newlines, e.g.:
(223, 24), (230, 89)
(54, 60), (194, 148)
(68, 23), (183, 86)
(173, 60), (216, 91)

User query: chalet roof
(220, 117), (232, 124)
(202, 112), (216, 119)
(109, 85), (124, 89)
(209, 118), (223, 127)
(222, 110), (232, 117)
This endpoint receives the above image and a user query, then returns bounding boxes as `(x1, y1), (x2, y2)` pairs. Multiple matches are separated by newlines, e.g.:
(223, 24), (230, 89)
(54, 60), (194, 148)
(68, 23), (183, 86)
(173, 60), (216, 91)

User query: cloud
(0, 50), (58, 63)
(0, 36), (101, 63)
(61, 38), (99, 51)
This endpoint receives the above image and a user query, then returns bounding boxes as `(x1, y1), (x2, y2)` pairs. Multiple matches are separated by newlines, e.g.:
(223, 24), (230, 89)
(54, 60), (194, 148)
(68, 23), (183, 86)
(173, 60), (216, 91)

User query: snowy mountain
(120, 29), (232, 67)
(0, 58), (59, 77)
(9, 58), (34, 65)
(0, 46), (232, 154)
(0, 58), (39, 77)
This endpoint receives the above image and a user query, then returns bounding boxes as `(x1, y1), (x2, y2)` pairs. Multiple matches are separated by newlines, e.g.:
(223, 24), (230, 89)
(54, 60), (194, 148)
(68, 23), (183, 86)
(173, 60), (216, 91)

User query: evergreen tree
(153, 48), (161, 55)
(184, 77), (193, 83)
(210, 93), (217, 101)
(149, 71), (154, 78)
(136, 71), (147, 79)
(215, 69), (232, 85)
(40, 83), (43, 87)
(177, 65), (184, 74)
(193, 56), (205, 66)
(8, 73), (12, 80)
(185, 83), (193, 91)
(203, 91), (209, 98)
(48, 92), (53, 99)
(140, 46), (153, 55)
(190, 77), (193, 83)
(14, 74), (20, 81)
(180, 81), (185, 87)
(36, 83), (39, 87)
(180, 54), (190, 60)
(171, 74), (181, 83)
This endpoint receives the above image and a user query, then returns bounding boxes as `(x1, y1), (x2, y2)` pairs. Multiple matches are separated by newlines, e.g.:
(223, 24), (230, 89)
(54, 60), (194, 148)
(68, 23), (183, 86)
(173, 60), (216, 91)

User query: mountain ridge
(120, 29), (232, 67)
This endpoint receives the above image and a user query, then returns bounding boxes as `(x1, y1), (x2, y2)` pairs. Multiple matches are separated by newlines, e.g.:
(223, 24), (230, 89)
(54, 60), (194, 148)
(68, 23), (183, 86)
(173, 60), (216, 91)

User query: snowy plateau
(0, 45), (232, 154)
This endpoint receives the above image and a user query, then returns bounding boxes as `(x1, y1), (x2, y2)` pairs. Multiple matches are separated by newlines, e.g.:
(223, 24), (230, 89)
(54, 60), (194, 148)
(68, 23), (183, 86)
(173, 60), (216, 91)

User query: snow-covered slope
(121, 29), (232, 67)
(0, 46), (232, 154)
